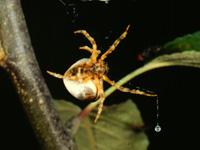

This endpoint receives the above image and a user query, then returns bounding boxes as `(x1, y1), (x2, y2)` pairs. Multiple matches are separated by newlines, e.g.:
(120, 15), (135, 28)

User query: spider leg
(92, 77), (105, 123)
(94, 94), (105, 123)
(74, 30), (97, 50)
(100, 25), (130, 61)
(47, 71), (64, 79)
(79, 46), (101, 55)
(74, 30), (99, 62)
(79, 46), (93, 53)
(103, 75), (157, 97)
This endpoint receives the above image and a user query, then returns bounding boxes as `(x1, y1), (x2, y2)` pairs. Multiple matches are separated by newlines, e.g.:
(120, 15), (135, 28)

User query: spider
(47, 25), (157, 123)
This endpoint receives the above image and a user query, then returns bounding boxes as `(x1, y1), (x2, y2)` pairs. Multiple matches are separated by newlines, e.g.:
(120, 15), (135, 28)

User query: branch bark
(0, 0), (74, 149)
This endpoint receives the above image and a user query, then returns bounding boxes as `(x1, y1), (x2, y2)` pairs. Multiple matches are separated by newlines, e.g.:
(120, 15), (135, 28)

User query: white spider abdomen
(63, 58), (97, 100)
(63, 78), (97, 100)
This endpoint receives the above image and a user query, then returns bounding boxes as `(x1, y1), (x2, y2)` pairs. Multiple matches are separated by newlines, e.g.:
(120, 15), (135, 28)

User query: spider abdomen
(63, 78), (97, 100)
(63, 58), (99, 100)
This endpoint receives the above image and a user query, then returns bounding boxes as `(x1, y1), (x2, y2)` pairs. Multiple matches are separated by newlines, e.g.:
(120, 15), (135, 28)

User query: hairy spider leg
(74, 30), (99, 62)
(94, 95), (105, 123)
(103, 75), (157, 97)
(78, 46), (101, 55)
(92, 76), (105, 123)
(100, 25), (130, 61)
(47, 71), (64, 79)
(78, 46), (93, 53)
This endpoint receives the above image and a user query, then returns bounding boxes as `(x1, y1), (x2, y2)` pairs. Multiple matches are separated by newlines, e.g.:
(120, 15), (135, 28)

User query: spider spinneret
(47, 25), (157, 123)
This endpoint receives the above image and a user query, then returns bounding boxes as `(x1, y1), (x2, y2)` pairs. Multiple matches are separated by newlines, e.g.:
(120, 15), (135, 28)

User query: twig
(0, 0), (74, 149)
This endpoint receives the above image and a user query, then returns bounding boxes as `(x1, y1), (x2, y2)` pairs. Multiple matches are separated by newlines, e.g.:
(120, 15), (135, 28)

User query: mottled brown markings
(47, 25), (157, 123)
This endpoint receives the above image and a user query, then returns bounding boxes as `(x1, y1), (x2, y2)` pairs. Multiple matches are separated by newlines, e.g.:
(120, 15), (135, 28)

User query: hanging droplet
(154, 124), (161, 132)
(154, 96), (162, 132)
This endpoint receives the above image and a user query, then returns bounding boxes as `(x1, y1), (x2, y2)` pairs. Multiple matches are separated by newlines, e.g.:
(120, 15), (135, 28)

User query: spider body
(62, 58), (108, 100)
(47, 25), (157, 122)
(66, 58), (108, 81)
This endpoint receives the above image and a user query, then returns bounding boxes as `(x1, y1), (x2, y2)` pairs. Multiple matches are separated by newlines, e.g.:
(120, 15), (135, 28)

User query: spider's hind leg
(103, 75), (157, 97)
(94, 94), (105, 123)
(93, 77), (106, 123)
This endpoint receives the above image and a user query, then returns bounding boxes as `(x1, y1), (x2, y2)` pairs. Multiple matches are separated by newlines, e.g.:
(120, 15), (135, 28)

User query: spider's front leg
(79, 46), (101, 55)
(79, 46), (93, 53)
(47, 71), (64, 79)
(74, 30), (99, 62)
(100, 25), (130, 61)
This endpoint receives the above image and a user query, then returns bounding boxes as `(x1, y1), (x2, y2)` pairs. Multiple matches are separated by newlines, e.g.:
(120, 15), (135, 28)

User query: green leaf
(105, 31), (200, 97)
(53, 31), (200, 150)
(53, 100), (81, 125)
(54, 100), (149, 150)
(163, 31), (200, 52)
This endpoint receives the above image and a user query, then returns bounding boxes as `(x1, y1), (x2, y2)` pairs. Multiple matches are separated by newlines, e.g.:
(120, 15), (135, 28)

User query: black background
(1, 0), (200, 149)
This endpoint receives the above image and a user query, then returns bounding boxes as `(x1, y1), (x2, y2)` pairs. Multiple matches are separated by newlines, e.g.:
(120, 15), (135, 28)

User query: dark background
(1, 0), (200, 149)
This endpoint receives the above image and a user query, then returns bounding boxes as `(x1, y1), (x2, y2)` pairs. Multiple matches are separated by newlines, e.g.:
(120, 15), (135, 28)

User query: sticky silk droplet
(154, 124), (161, 132)
(154, 96), (161, 133)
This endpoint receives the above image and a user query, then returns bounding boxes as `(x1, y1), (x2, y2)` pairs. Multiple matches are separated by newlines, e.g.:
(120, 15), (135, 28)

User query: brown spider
(47, 25), (157, 123)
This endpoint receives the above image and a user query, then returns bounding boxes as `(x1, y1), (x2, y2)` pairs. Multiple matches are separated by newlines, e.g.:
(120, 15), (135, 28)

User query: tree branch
(0, 0), (74, 149)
